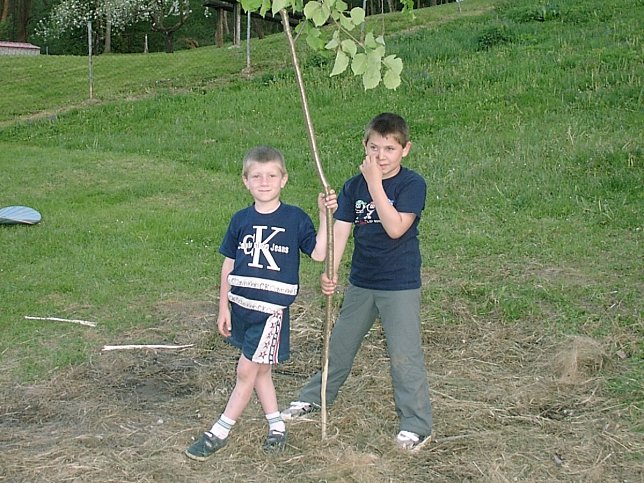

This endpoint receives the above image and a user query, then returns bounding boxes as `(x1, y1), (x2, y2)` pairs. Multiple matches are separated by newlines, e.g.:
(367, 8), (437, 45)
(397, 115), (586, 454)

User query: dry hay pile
(0, 296), (641, 482)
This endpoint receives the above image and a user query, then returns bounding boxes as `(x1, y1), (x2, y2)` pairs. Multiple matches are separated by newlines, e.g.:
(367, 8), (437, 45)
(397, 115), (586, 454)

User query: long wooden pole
(279, 9), (334, 439)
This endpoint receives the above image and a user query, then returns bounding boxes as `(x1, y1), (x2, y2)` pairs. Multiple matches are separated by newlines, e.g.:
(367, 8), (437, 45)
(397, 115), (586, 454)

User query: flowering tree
(36, 0), (191, 53)
(149, 0), (191, 53)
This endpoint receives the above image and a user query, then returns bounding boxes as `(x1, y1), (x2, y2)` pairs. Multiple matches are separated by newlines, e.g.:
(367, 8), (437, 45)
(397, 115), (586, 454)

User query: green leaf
(350, 7), (365, 25)
(294, 19), (308, 35)
(260, 0), (271, 16)
(303, 2), (324, 25)
(330, 50), (350, 76)
(362, 61), (381, 90)
(364, 32), (377, 49)
(361, 50), (383, 89)
(305, 1), (330, 27)
(351, 52), (367, 75)
(325, 29), (340, 47)
(318, 4), (332, 25)
(339, 14), (355, 31)
(383, 55), (403, 75)
(383, 69), (401, 90)
(336, 0), (349, 11)
(367, 50), (382, 68)
(272, 0), (288, 15)
(241, 0), (263, 13)
(325, 32), (339, 50)
(341, 39), (357, 56)
(305, 27), (326, 50)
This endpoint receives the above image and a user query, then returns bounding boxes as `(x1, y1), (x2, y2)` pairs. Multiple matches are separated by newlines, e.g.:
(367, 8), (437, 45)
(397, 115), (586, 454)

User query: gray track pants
(298, 284), (433, 436)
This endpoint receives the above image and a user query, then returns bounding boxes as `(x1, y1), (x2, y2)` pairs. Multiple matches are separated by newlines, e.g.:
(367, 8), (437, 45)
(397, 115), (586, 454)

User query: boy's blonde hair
(364, 112), (410, 147)
(242, 146), (287, 177)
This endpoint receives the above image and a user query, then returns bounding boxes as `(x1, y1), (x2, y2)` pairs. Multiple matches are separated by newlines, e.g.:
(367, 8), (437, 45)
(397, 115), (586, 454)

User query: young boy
(185, 146), (336, 461)
(281, 113), (433, 451)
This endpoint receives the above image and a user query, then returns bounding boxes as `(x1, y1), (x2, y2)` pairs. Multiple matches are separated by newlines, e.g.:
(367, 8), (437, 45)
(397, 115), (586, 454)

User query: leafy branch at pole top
(240, 0), (414, 90)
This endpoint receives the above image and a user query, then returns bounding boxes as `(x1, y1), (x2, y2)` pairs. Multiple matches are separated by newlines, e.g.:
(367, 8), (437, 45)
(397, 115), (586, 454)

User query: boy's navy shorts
(227, 309), (290, 364)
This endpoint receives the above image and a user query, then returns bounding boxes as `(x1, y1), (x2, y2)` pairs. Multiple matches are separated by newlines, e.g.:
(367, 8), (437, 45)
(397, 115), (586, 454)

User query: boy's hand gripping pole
(280, 9), (335, 439)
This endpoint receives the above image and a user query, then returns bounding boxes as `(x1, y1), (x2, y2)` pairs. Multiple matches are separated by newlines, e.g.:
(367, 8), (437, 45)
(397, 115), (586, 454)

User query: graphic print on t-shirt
(239, 225), (288, 271)
(354, 198), (394, 225)
(229, 222), (298, 315)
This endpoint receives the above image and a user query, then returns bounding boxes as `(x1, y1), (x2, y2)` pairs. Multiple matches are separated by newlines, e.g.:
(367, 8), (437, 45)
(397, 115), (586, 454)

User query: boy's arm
(310, 191), (338, 262)
(361, 158), (416, 239)
(320, 220), (352, 295)
(370, 184), (416, 239)
(217, 257), (234, 337)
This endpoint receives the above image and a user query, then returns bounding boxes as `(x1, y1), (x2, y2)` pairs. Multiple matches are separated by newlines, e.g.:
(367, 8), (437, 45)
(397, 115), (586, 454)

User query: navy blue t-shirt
(335, 166), (426, 290)
(219, 203), (317, 325)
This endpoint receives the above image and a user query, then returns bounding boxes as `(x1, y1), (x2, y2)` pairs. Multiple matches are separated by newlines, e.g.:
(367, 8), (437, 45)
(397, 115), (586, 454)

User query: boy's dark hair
(364, 113), (410, 146)
(242, 145), (287, 177)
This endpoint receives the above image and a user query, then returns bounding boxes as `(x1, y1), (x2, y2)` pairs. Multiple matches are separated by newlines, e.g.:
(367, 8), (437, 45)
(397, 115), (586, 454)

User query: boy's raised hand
(360, 155), (383, 185)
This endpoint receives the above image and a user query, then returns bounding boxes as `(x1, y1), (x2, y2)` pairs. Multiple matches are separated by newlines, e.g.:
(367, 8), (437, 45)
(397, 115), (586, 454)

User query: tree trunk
(104, 17), (111, 54)
(1, 0), (11, 23)
(164, 31), (173, 53)
(216, 9), (224, 46)
(16, 0), (30, 42)
(233, 2), (240, 47)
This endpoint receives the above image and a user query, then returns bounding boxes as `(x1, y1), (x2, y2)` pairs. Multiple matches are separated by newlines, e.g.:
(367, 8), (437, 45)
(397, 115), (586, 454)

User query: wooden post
(246, 10), (251, 70)
(234, 2), (241, 47)
(87, 21), (93, 100)
(216, 9), (224, 47)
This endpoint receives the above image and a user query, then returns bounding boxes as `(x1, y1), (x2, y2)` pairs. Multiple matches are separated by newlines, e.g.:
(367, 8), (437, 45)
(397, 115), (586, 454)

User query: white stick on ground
(25, 316), (97, 327)
(101, 344), (194, 351)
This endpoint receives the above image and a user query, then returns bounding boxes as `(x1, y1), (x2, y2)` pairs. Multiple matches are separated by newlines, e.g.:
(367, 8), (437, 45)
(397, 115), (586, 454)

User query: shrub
(497, 3), (561, 23)
(476, 23), (515, 50)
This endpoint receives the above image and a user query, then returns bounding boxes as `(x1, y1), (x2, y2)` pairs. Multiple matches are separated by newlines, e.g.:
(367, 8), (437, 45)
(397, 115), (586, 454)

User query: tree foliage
(241, 0), (413, 90)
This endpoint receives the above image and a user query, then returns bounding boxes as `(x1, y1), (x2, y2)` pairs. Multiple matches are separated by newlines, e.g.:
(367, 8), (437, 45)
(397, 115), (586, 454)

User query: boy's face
(243, 160), (288, 205)
(363, 132), (411, 179)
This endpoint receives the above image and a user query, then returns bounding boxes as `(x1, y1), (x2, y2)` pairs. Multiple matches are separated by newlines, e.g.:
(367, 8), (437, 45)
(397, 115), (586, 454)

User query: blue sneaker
(185, 432), (227, 461)
(263, 429), (287, 452)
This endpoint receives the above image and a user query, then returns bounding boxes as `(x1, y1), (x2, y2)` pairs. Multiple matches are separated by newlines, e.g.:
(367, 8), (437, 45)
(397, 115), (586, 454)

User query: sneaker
(185, 431), (227, 461)
(280, 401), (317, 420)
(263, 429), (287, 453)
(395, 430), (431, 452)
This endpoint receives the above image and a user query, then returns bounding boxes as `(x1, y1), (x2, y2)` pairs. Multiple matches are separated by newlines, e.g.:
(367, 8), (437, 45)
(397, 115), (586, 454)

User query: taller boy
(282, 113), (433, 451)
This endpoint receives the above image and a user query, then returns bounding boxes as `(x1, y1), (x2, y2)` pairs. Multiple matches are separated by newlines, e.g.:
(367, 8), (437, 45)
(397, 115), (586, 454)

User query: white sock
(209, 414), (235, 439)
(266, 411), (285, 433)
